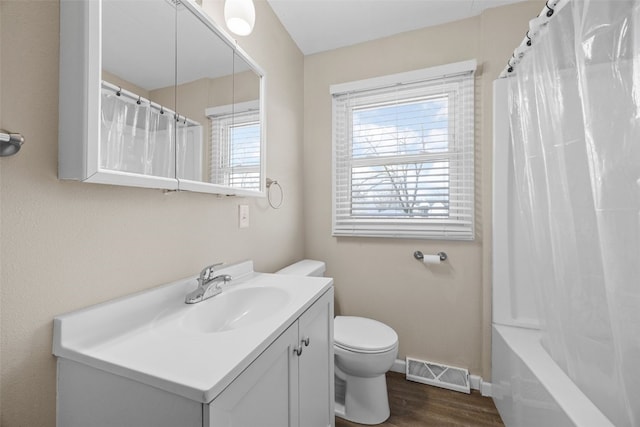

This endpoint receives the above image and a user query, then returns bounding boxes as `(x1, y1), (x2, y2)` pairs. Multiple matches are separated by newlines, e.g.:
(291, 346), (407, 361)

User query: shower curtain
(507, 1), (640, 426)
(100, 86), (175, 178)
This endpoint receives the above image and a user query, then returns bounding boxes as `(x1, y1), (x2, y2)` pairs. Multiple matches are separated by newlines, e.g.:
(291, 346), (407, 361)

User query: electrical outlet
(238, 204), (249, 228)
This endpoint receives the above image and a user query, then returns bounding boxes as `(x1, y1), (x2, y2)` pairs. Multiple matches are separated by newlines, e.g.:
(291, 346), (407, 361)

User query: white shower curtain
(508, 1), (640, 425)
(176, 121), (203, 182)
(100, 86), (175, 177)
(146, 108), (175, 178)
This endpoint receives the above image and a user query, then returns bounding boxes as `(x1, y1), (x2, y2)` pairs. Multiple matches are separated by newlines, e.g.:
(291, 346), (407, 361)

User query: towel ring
(266, 178), (283, 209)
(0, 130), (24, 157)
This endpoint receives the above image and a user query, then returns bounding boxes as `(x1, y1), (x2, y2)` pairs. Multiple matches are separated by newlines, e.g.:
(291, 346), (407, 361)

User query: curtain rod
(498, 0), (568, 78)
(101, 80), (201, 127)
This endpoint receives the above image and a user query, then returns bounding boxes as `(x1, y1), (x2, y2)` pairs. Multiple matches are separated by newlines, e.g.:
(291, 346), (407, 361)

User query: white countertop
(53, 261), (333, 403)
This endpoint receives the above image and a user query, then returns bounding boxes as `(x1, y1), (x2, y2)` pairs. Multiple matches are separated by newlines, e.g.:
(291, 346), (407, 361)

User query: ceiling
(267, 0), (527, 55)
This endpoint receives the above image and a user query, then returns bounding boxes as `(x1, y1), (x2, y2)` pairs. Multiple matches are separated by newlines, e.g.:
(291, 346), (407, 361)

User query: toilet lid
(334, 316), (398, 353)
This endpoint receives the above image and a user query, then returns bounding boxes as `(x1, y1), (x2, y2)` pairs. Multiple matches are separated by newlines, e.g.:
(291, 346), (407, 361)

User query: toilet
(276, 260), (399, 425)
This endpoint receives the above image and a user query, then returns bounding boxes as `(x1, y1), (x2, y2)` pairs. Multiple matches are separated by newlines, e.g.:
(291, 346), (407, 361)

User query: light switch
(239, 204), (250, 228)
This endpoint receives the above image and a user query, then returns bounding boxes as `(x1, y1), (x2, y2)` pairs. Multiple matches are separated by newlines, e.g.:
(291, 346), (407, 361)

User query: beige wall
(0, 0), (303, 425)
(303, 1), (544, 378)
(0, 0), (545, 424)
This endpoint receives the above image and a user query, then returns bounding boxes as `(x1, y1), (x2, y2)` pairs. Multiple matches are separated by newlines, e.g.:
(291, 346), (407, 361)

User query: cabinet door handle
(293, 345), (303, 356)
(301, 337), (310, 347)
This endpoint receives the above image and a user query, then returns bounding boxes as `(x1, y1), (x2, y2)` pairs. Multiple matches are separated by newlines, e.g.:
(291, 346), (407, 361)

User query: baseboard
(469, 374), (481, 390)
(391, 358), (406, 373)
(392, 359), (492, 397)
(470, 374), (493, 397)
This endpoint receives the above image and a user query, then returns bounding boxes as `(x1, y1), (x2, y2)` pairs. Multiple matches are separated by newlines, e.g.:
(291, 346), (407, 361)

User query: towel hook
(0, 130), (24, 157)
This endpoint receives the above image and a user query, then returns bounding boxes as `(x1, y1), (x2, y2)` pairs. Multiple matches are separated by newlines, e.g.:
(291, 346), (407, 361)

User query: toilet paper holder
(413, 250), (447, 262)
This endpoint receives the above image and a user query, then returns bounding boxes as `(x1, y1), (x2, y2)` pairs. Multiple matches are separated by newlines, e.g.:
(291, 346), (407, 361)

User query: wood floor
(335, 372), (505, 427)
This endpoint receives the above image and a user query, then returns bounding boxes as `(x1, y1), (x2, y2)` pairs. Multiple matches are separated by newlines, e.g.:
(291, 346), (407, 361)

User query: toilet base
(335, 369), (390, 425)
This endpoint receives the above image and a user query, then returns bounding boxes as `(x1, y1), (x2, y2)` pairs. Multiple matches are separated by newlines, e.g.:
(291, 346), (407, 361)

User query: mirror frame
(58, 0), (266, 197)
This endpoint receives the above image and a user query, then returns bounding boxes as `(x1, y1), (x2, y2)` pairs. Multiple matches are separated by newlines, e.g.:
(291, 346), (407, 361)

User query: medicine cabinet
(59, 0), (266, 197)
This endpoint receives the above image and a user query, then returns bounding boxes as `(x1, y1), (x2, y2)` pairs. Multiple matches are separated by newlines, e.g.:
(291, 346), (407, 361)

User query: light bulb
(224, 0), (255, 36)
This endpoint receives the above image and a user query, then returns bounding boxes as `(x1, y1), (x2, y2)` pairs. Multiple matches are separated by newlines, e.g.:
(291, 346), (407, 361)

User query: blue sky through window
(349, 95), (451, 218)
(229, 121), (260, 167)
(352, 96), (449, 158)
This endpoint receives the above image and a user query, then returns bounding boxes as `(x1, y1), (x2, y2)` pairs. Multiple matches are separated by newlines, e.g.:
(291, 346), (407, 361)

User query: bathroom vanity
(53, 261), (334, 427)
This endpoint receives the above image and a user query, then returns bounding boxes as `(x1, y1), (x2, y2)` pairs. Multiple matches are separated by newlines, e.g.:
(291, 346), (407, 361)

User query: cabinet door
(206, 323), (300, 427)
(298, 289), (335, 427)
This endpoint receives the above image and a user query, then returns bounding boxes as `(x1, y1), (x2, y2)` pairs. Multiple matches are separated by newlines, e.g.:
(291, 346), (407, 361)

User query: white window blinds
(332, 61), (475, 240)
(209, 110), (261, 191)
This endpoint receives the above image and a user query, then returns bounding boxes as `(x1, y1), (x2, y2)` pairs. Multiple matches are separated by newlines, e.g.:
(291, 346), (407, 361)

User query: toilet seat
(334, 316), (398, 354)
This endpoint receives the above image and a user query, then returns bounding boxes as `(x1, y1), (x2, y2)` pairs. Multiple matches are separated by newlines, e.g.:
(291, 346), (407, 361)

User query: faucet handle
(199, 262), (224, 283)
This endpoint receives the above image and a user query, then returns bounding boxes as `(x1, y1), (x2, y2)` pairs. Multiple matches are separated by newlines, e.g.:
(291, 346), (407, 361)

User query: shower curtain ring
(136, 96), (141, 105)
(116, 86), (122, 96)
(526, 31), (532, 46)
(507, 56), (515, 73)
(545, 1), (554, 17)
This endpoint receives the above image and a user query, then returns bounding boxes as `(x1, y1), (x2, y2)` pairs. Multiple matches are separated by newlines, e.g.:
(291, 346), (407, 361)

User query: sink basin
(53, 260), (334, 403)
(182, 287), (290, 333)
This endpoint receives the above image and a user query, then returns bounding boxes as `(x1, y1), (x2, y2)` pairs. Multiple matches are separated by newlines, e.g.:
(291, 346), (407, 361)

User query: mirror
(99, 0), (264, 195)
(101, 0), (177, 179)
(176, 4), (264, 195)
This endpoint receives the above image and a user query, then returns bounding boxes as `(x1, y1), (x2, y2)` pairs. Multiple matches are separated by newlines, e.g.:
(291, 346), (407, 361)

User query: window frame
(207, 102), (261, 191)
(331, 60), (476, 240)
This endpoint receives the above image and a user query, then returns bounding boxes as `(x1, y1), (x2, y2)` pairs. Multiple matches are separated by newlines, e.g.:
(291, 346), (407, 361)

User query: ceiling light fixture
(224, 0), (255, 36)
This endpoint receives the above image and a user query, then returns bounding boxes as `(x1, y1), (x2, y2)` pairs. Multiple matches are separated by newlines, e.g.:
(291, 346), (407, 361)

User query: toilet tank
(275, 259), (326, 277)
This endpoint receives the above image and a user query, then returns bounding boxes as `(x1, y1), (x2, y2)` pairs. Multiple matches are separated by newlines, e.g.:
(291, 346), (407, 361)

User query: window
(331, 61), (475, 240)
(209, 108), (261, 191)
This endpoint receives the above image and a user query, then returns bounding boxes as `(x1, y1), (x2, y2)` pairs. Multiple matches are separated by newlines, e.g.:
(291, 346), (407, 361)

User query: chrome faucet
(185, 263), (232, 304)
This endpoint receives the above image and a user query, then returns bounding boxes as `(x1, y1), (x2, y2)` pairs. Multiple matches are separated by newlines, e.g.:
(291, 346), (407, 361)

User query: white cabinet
(207, 288), (334, 427)
(58, 0), (265, 196)
(56, 286), (334, 427)
(206, 322), (299, 426)
(298, 288), (335, 427)
(58, 0), (179, 190)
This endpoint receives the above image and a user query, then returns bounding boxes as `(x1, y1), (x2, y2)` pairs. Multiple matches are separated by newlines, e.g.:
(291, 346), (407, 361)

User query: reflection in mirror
(176, 4), (263, 194)
(207, 53), (261, 191)
(176, 5), (234, 185)
(101, 0), (176, 178)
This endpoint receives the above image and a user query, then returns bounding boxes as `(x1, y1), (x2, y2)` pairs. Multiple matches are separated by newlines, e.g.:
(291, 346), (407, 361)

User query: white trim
(469, 374), (493, 397)
(391, 358), (406, 374)
(481, 381), (492, 397)
(205, 100), (260, 118)
(330, 60), (477, 95)
(86, 169), (178, 190)
(469, 374), (481, 390)
(332, 66), (475, 240)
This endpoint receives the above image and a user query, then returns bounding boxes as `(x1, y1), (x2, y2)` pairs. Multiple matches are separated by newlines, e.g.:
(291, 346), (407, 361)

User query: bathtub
(492, 325), (614, 427)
